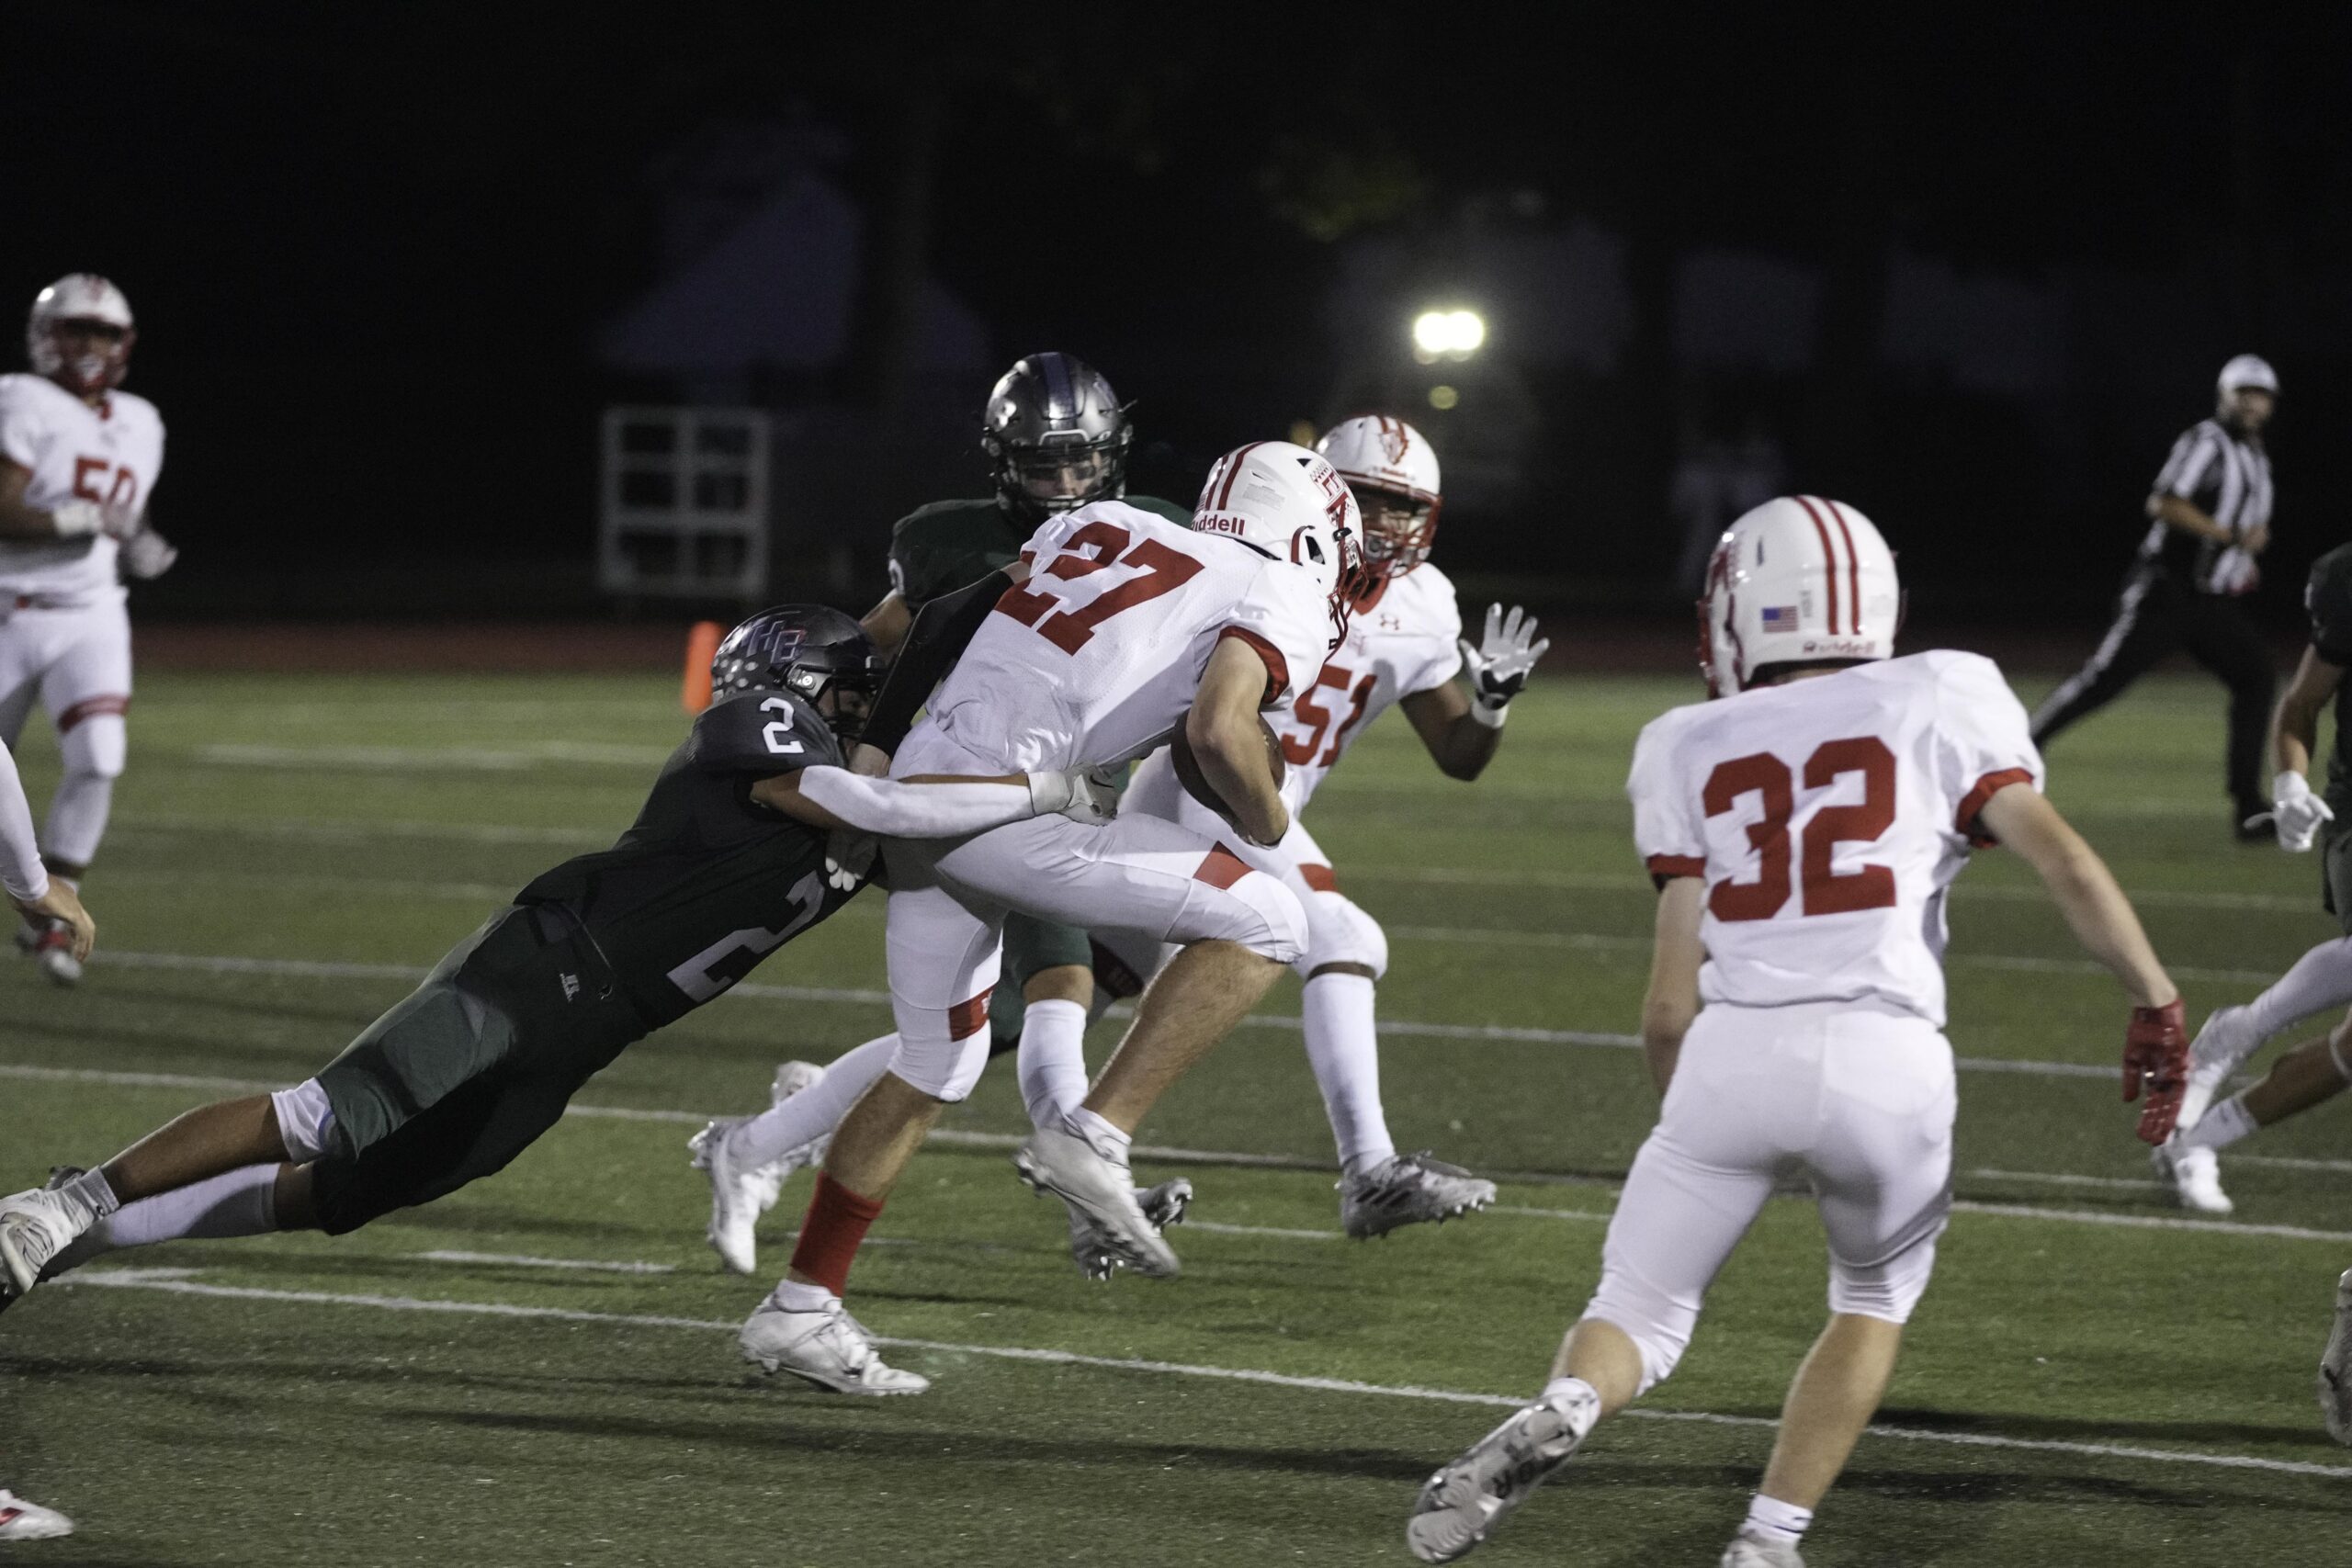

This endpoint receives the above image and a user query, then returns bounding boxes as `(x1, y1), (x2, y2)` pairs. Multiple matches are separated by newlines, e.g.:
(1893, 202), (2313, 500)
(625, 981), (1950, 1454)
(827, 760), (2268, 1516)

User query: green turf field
(3, 667), (2348, 1567)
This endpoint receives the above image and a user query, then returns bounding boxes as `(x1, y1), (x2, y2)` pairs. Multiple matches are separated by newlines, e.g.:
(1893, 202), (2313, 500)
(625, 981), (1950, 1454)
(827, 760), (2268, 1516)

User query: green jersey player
(0, 606), (1113, 1392)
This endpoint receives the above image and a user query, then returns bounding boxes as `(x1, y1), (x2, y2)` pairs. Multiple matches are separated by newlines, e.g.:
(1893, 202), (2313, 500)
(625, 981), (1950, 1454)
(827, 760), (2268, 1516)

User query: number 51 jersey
(1628, 650), (2043, 1027)
(923, 499), (1339, 773)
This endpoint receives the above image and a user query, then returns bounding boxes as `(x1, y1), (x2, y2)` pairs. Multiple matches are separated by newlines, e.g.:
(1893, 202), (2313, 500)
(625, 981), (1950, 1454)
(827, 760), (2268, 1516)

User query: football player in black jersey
(0, 607), (1111, 1393)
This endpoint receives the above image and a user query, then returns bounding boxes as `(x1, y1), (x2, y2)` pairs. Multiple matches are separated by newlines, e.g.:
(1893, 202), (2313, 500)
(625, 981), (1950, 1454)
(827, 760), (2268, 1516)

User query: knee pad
(1295, 891), (1387, 981)
(886, 1027), (993, 1102)
(1223, 871), (1307, 966)
(271, 1078), (337, 1164)
(57, 706), (127, 780)
(1583, 1269), (1700, 1395)
(1828, 1231), (1942, 1324)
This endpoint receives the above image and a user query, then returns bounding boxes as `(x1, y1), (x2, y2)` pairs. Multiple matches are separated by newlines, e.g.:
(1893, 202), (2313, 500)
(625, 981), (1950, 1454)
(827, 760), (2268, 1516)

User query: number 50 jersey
(923, 499), (1339, 773)
(1629, 651), (2043, 1027)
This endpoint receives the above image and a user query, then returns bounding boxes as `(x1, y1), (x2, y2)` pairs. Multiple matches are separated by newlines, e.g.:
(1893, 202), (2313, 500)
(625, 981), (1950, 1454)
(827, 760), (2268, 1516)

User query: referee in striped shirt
(2032, 355), (2280, 840)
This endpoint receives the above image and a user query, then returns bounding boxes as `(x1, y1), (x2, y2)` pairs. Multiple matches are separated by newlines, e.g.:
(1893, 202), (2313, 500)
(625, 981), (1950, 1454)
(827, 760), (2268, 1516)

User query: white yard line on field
(412, 1250), (676, 1275)
(6, 1061), (2338, 1246)
(191, 742), (674, 772)
(2232, 1154), (2352, 1175)
(53, 1271), (2352, 1481)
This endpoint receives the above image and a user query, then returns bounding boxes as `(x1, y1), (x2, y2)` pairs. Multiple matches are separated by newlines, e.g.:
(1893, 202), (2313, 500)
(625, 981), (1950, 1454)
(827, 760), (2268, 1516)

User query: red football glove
(2122, 998), (2188, 1145)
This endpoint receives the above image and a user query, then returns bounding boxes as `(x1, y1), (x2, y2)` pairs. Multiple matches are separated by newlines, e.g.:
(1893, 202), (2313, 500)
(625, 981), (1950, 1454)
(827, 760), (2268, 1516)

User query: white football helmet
(28, 274), (136, 395)
(1700, 495), (1900, 698)
(1193, 439), (1368, 617)
(1314, 415), (1442, 580)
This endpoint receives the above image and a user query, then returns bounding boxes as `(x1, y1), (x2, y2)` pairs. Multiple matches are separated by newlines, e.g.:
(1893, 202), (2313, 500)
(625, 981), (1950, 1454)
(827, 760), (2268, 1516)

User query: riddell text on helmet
(1802, 637), (1877, 656)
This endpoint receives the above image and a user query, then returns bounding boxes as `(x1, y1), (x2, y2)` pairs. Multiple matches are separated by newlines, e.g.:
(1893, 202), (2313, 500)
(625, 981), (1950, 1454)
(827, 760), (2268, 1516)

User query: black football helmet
(710, 605), (889, 742)
(982, 352), (1133, 522)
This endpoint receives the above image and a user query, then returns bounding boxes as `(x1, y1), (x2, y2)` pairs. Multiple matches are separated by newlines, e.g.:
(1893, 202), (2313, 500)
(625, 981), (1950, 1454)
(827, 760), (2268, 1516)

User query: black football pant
(2030, 565), (2276, 816)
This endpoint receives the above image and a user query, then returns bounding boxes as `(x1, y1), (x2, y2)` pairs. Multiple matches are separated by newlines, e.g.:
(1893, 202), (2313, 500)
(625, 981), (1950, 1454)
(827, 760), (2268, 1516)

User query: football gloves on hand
(119, 527), (177, 580)
(1459, 604), (1550, 728)
(2272, 771), (2335, 853)
(49, 501), (104, 538)
(824, 829), (876, 893)
(2123, 998), (2189, 1145)
(1026, 766), (1121, 826)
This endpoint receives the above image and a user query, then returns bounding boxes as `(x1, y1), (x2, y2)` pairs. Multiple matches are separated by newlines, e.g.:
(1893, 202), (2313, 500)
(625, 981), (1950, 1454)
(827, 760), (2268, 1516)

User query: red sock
(788, 1172), (884, 1296)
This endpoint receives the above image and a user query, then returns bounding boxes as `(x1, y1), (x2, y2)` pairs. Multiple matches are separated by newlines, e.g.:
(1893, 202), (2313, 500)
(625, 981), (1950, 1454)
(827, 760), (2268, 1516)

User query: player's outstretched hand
(2122, 998), (2188, 1144)
(15, 880), (95, 964)
(2273, 771), (2335, 852)
(1459, 604), (1551, 715)
(119, 526), (178, 579)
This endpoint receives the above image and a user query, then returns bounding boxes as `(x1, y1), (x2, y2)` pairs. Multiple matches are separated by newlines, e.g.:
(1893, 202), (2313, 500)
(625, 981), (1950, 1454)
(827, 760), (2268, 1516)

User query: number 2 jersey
(0, 373), (165, 604)
(1628, 651), (2043, 1027)
(501, 688), (862, 1032)
(919, 499), (1340, 773)
(1267, 560), (1462, 811)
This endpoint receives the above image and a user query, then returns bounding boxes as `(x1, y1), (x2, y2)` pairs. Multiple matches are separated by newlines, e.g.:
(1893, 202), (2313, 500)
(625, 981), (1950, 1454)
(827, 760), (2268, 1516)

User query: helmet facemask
(996, 432), (1128, 517)
(1351, 482), (1439, 581)
(38, 318), (133, 397)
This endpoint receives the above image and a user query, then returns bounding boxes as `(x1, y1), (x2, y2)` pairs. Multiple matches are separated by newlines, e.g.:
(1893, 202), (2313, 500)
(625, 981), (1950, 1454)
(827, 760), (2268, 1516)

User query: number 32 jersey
(1267, 561), (1462, 811)
(923, 499), (1339, 773)
(1628, 651), (2042, 1027)
(0, 373), (165, 603)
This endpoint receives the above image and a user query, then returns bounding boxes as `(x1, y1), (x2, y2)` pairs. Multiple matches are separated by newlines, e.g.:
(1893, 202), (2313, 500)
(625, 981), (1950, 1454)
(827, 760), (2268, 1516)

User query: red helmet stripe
(1824, 498), (1863, 635)
(1792, 494), (1841, 635)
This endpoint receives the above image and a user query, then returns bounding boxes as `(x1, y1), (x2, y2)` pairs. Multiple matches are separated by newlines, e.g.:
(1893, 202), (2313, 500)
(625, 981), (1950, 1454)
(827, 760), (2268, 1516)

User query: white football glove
(49, 501), (104, 537)
(1458, 604), (1551, 728)
(1025, 766), (1120, 826)
(824, 829), (876, 892)
(119, 527), (178, 580)
(2271, 771), (2334, 853)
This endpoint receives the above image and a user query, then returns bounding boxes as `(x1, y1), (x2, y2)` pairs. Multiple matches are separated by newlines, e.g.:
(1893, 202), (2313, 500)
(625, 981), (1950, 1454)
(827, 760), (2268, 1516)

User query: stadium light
(1412, 309), (1487, 362)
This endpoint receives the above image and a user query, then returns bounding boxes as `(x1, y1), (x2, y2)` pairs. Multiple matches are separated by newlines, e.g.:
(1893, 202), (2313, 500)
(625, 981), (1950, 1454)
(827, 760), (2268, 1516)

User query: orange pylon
(681, 621), (724, 713)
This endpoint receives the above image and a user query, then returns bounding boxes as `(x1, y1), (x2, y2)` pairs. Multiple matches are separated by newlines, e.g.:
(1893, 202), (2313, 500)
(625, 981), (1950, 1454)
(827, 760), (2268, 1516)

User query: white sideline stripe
(1966, 1168), (2162, 1192)
(2233, 1154), (2352, 1175)
(192, 741), (674, 772)
(56, 1272), (2352, 1481)
(1182, 1220), (1340, 1241)
(71, 950), (2124, 1081)
(413, 1250), (676, 1275)
(10, 1062), (2346, 1245)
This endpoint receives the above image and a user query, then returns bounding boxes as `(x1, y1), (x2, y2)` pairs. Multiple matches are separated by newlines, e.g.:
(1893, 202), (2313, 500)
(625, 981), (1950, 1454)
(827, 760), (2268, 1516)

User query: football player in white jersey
(0, 275), (177, 986)
(736, 441), (1363, 1393)
(1407, 497), (2188, 1568)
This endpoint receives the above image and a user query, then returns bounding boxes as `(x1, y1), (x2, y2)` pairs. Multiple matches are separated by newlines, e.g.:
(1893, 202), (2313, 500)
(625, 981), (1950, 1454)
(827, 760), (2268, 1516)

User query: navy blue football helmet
(710, 605), (888, 741)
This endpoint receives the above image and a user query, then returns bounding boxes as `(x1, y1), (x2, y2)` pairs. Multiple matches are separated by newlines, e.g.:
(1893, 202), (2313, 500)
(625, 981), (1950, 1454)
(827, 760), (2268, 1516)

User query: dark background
(6, 3), (2347, 633)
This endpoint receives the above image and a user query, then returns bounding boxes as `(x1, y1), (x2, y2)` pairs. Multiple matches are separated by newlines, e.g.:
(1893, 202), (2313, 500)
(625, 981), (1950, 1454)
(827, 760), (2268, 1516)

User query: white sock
(1069, 1107), (1130, 1154)
(2243, 936), (2352, 1041)
(2178, 1092), (2257, 1153)
(769, 1279), (837, 1314)
(1743, 1494), (1814, 1545)
(1540, 1374), (1597, 1409)
(1302, 973), (1395, 1176)
(1015, 998), (1091, 1131)
(729, 1034), (897, 1168)
(49, 1163), (278, 1277)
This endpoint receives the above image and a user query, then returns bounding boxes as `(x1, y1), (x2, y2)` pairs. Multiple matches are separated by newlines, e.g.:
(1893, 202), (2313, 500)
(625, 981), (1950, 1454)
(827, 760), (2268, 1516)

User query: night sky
(7, 4), (2348, 623)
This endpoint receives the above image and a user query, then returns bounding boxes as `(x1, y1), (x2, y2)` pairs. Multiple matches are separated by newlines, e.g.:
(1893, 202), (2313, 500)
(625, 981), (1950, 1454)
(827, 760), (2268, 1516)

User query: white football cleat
(1341, 1152), (1498, 1240)
(0, 1185), (98, 1304)
(0, 1490), (74, 1541)
(739, 1298), (929, 1395)
(2179, 1004), (2264, 1129)
(688, 1117), (767, 1276)
(1013, 1122), (1179, 1278)
(2151, 1137), (2233, 1215)
(1069, 1178), (1193, 1280)
(1720, 1529), (1806, 1567)
(1407, 1383), (1598, 1562)
(2321, 1267), (2352, 1445)
(28, 921), (80, 988)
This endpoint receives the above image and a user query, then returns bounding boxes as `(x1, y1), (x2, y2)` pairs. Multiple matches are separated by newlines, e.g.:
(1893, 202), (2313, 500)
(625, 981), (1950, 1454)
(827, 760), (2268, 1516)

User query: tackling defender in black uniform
(0, 608), (1108, 1376)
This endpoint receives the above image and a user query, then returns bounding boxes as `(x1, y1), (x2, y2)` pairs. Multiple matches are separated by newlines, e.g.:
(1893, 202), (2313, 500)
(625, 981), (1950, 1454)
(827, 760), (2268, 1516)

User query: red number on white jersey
(71, 456), (137, 512)
(995, 520), (1204, 655)
(1282, 661), (1375, 767)
(1702, 736), (1898, 921)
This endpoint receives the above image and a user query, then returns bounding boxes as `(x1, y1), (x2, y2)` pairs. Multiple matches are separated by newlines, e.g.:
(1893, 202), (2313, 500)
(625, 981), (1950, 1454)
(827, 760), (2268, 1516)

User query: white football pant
(0, 598), (130, 871)
(1584, 998), (1955, 1394)
(880, 727), (1306, 1102)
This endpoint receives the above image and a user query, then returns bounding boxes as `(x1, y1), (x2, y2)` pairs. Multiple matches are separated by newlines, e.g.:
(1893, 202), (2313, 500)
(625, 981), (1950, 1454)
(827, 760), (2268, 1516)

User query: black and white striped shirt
(2137, 417), (2273, 592)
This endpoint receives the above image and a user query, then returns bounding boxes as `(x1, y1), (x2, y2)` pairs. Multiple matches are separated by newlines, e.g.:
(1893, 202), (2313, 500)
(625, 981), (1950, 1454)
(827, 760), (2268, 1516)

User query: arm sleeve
(1627, 714), (1706, 886)
(0, 742), (49, 902)
(793, 768), (1040, 838)
(0, 382), (43, 471)
(1932, 653), (2045, 846)
(1223, 566), (1333, 707)
(2309, 554), (2352, 666)
(689, 691), (845, 775)
(2154, 425), (2217, 502)
(863, 569), (1014, 757)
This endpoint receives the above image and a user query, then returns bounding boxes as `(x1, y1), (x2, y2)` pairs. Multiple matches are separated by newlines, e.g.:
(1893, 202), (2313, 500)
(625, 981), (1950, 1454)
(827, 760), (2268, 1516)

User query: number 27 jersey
(1628, 651), (2043, 1027)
